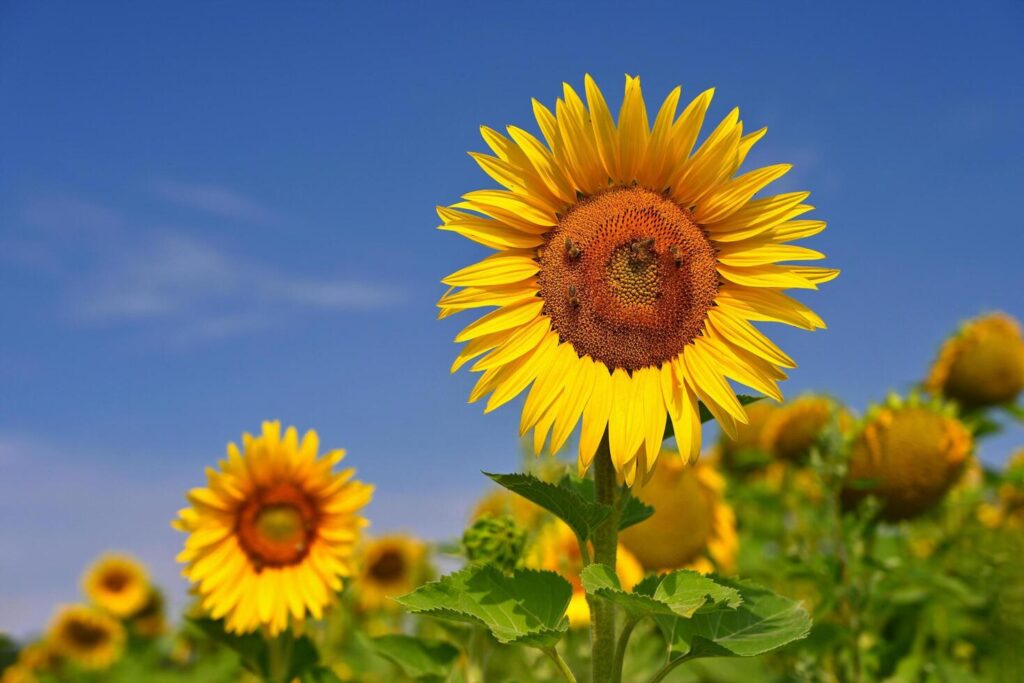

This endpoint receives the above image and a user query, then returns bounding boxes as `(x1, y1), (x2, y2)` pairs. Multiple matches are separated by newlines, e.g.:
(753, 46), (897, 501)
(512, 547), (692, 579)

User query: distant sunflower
(1, 642), (60, 683)
(130, 590), (167, 638)
(173, 422), (374, 635)
(979, 449), (1024, 529)
(841, 394), (972, 520)
(619, 452), (736, 573)
(926, 313), (1024, 409)
(526, 520), (643, 628)
(471, 488), (545, 530)
(718, 399), (777, 468)
(48, 605), (125, 671)
(438, 74), (836, 484)
(356, 535), (428, 612)
(82, 553), (150, 618)
(760, 394), (851, 463)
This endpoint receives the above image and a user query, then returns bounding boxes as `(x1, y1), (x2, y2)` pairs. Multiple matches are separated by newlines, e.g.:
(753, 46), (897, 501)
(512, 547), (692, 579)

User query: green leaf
(299, 667), (344, 682)
(557, 473), (654, 531)
(581, 565), (741, 620)
(369, 634), (460, 681)
(485, 471), (609, 541)
(396, 565), (572, 647)
(188, 617), (268, 676)
(663, 395), (763, 440)
(656, 577), (811, 661)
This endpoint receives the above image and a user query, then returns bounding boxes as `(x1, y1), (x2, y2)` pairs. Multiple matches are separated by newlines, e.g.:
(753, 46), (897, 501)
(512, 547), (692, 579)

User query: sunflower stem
(265, 632), (292, 683)
(590, 433), (620, 683)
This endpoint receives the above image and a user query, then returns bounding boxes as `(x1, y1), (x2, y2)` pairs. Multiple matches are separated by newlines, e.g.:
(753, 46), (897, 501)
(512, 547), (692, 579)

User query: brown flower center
(237, 483), (317, 569)
(369, 549), (407, 583)
(538, 186), (718, 371)
(66, 620), (110, 649)
(101, 569), (131, 593)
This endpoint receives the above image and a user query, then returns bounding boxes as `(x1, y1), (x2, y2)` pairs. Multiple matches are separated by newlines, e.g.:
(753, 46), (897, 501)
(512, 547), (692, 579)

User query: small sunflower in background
(129, 589), (167, 638)
(1, 642), (60, 683)
(526, 520), (643, 628)
(47, 604), (125, 671)
(438, 74), (836, 484)
(82, 553), (150, 618)
(925, 312), (1024, 410)
(173, 421), (374, 635)
(471, 488), (545, 530)
(841, 394), (972, 521)
(760, 394), (851, 463)
(355, 535), (429, 612)
(619, 452), (736, 574)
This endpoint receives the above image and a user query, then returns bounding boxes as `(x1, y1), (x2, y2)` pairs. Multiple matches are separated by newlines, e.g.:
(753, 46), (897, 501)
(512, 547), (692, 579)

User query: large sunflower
(173, 422), (374, 635)
(439, 74), (836, 483)
(47, 604), (125, 671)
(82, 553), (150, 618)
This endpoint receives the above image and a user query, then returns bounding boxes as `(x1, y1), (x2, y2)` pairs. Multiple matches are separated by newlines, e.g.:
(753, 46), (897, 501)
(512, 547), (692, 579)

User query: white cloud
(151, 180), (281, 225)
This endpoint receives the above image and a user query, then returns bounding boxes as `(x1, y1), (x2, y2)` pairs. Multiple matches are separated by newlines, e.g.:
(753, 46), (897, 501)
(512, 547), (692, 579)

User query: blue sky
(1, 1), (1022, 636)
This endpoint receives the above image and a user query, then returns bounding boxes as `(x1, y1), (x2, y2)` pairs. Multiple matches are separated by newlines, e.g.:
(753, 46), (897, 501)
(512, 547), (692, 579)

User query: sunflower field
(3, 72), (1024, 683)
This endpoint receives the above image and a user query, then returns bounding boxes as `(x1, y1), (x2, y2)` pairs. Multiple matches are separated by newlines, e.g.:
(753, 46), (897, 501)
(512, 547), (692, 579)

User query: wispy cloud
(151, 180), (281, 225)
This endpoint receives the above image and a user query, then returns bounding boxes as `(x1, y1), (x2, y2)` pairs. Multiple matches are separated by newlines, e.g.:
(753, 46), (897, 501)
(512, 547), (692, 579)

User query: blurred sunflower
(841, 394), (972, 520)
(760, 394), (850, 463)
(979, 449), (1024, 529)
(925, 312), (1024, 409)
(619, 452), (736, 573)
(526, 520), (643, 627)
(173, 421), (373, 635)
(439, 74), (836, 484)
(47, 605), (125, 671)
(1, 642), (59, 683)
(82, 553), (150, 618)
(356, 535), (428, 612)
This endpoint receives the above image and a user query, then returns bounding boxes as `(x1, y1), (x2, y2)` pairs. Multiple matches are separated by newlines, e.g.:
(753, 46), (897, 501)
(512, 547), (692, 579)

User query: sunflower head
(619, 451), (736, 573)
(760, 394), (851, 463)
(525, 520), (643, 628)
(129, 590), (167, 638)
(2, 642), (60, 683)
(925, 313), (1024, 409)
(47, 605), (125, 671)
(356, 535), (429, 612)
(841, 394), (972, 521)
(82, 553), (150, 618)
(461, 514), (527, 573)
(173, 421), (374, 635)
(439, 74), (836, 484)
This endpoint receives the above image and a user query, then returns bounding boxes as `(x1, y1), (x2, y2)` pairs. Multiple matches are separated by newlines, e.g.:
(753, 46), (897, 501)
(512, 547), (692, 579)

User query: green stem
(265, 632), (292, 683)
(610, 617), (639, 683)
(591, 433), (620, 683)
(648, 654), (693, 683)
(542, 647), (579, 683)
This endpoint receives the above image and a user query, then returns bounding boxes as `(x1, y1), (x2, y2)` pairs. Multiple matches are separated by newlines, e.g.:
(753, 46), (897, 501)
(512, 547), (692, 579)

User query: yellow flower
(760, 394), (850, 463)
(718, 399), (777, 467)
(439, 74), (836, 485)
(173, 421), (374, 635)
(525, 520), (643, 628)
(0, 665), (35, 683)
(356, 535), (428, 612)
(926, 312), (1024, 409)
(47, 604), (125, 671)
(82, 553), (150, 618)
(979, 449), (1024, 529)
(619, 452), (737, 573)
(1, 642), (60, 683)
(841, 395), (972, 520)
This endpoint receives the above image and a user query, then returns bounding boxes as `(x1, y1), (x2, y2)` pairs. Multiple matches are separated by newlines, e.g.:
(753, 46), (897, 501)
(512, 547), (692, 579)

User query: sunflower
(355, 535), (429, 612)
(525, 520), (643, 628)
(619, 452), (736, 573)
(760, 394), (851, 463)
(130, 590), (167, 638)
(47, 604), (125, 671)
(1, 642), (60, 683)
(841, 394), (972, 521)
(979, 449), (1024, 529)
(471, 488), (545, 530)
(82, 553), (150, 618)
(925, 312), (1024, 409)
(173, 421), (374, 635)
(438, 74), (836, 484)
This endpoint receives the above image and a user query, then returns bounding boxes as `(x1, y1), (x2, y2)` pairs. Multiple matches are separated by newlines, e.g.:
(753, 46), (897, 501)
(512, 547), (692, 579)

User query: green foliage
(395, 565), (572, 647)
(187, 618), (330, 682)
(368, 634), (460, 682)
(581, 564), (741, 620)
(484, 471), (611, 543)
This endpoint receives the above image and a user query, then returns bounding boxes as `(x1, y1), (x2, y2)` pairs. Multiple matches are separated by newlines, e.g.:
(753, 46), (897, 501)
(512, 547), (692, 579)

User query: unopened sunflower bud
(460, 514), (526, 573)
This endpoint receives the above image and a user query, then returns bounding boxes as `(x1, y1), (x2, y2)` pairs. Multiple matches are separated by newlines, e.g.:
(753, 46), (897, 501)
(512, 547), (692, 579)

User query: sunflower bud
(925, 312), (1024, 409)
(461, 514), (527, 573)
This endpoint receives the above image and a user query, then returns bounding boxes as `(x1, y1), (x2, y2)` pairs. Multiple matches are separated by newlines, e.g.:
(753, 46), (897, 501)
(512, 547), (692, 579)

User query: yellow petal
(472, 316), (551, 371)
(584, 74), (620, 182)
(579, 362), (613, 473)
(716, 285), (826, 330)
(639, 366), (667, 468)
(442, 251), (540, 287)
(706, 307), (796, 368)
(454, 298), (544, 342)
(550, 356), (597, 453)
(636, 85), (681, 189)
(484, 332), (559, 412)
(694, 164), (792, 224)
(617, 74), (650, 183)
